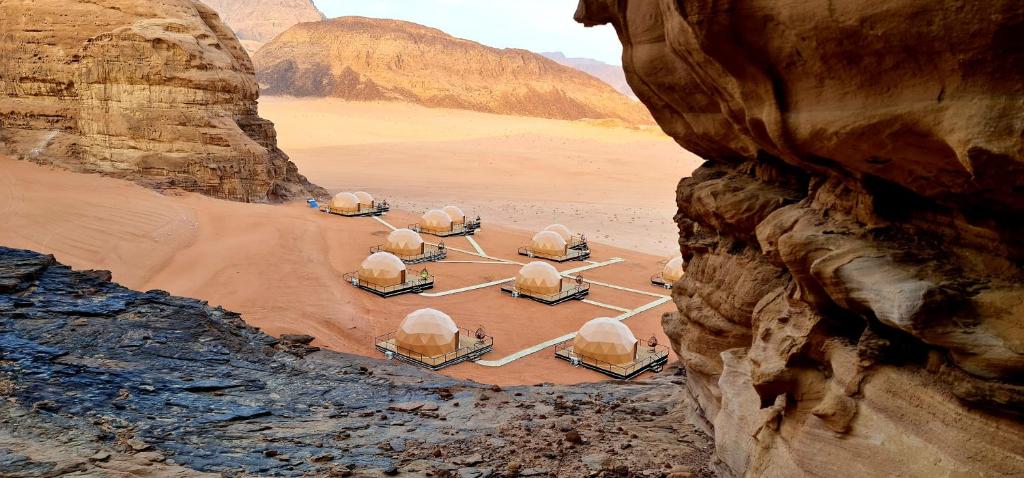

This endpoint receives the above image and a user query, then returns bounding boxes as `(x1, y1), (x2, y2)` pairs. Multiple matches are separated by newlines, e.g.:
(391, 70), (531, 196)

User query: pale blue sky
(311, 0), (623, 65)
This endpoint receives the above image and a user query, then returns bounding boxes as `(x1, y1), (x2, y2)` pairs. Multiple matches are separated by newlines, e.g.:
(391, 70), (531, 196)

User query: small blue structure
(307, 199), (319, 209)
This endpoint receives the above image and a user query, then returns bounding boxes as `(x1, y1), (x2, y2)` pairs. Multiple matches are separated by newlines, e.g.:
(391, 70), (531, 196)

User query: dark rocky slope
(0, 0), (323, 203)
(575, 0), (1024, 476)
(0, 247), (711, 477)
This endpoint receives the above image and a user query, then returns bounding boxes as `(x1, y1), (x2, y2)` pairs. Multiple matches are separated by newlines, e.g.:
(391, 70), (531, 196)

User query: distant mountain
(252, 17), (654, 125)
(541, 52), (637, 100)
(202, 0), (325, 51)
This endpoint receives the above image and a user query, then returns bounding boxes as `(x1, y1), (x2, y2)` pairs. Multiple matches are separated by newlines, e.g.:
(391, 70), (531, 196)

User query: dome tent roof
(330, 192), (360, 211)
(515, 261), (562, 295)
(663, 256), (685, 283)
(442, 205), (466, 223)
(529, 230), (568, 256)
(385, 228), (425, 256)
(396, 308), (459, 357)
(543, 224), (573, 241)
(421, 209), (453, 230)
(358, 252), (406, 286)
(573, 317), (638, 366)
(353, 191), (374, 206)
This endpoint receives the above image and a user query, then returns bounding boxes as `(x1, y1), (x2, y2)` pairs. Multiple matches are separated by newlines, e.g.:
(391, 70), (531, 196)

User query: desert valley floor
(0, 101), (699, 385)
(260, 97), (701, 256)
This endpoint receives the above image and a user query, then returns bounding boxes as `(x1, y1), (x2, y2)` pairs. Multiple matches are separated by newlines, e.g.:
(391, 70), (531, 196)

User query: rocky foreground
(0, 0), (322, 203)
(0, 247), (710, 478)
(576, 0), (1024, 476)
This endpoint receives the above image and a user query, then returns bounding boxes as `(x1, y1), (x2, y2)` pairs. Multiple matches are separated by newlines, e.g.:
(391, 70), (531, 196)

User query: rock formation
(541, 52), (637, 100)
(253, 17), (654, 125)
(576, 0), (1024, 476)
(200, 0), (325, 52)
(0, 0), (323, 203)
(0, 246), (713, 477)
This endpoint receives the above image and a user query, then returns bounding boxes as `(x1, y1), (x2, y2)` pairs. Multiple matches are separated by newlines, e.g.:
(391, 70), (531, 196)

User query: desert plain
(0, 99), (701, 385)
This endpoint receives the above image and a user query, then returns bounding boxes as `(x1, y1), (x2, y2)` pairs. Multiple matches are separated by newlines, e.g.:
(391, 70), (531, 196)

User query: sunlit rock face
(577, 0), (1024, 476)
(252, 17), (655, 125)
(200, 0), (325, 52)
(0, 0), (323, 202)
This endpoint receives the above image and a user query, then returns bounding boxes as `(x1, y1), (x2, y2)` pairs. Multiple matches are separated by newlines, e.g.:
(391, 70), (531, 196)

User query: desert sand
(259, 97), (702, 256)
(1, 156), (677, 385)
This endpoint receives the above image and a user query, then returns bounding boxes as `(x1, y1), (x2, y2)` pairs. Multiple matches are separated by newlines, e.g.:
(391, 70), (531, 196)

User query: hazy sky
(311, 0), (624, 65)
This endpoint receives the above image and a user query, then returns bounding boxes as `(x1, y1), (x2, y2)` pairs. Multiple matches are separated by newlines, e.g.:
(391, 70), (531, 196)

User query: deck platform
(322, 203), (390, 217)
(370, 244), (447, 264)
(568, 235), (588, 251)
(553, 341), (669, 380)
(499, 281), (590, 305)
(375, 331), (493, 370)
(342, 272), (434, 297)
(409, 223), (477, 237)
(517, 246), (591, 262)
(650, 273), (673, 289)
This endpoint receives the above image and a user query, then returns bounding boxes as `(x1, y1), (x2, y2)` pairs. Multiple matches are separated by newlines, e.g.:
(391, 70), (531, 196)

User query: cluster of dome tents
(325, 191), (389, 216)
(323, 191), (680, 379)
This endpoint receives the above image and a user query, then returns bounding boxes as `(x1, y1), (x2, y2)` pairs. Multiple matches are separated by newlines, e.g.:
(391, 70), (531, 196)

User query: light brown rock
(0, 0), (324, 202)
(578, 0), (1024, 476)
(201, 0), (325, 52)
(253, 17), (654, 125)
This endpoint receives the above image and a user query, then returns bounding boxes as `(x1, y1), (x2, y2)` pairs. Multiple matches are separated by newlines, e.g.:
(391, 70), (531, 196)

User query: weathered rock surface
(201, 0), (325, 52)
(0, 0), (324, 202)
(0, 246), (713, 477)
(577, 0), (1024, 476)
(253, 17), (655, 125)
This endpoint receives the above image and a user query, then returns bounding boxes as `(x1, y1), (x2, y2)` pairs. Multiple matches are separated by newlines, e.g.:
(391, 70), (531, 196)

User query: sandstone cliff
(0, 0), (323, 202)
(200, 0), (325, 52)
(253, 17), (655, 125)
(576, 0), (1024, 476)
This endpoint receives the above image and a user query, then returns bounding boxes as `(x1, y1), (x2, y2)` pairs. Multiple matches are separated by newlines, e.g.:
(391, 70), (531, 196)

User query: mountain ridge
(253, 16), (654, 124)
(541, 51), (637, 100)
(200, 0), (325, 51)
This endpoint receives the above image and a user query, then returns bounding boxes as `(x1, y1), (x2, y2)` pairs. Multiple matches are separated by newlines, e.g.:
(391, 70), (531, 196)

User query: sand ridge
(1, 156), (676, 385)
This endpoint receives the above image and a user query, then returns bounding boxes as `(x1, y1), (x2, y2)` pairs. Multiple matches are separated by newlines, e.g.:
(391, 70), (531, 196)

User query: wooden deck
(375, 333), (493, 370)
(554, 342), (669, 380)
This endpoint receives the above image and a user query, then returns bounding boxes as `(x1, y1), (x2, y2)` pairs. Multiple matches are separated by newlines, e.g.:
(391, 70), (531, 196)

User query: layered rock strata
(253, 17), (654, 125)
(0, 247), (713, 477)
(200, 0), (325, 52)
(0, 0), (323, 202)
(576, 0), (1024, 476)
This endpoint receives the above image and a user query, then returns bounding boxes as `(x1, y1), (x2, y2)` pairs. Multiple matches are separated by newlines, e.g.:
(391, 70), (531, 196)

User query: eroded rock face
(201, 0), (325, 52)
(0, 0), (323, 202)
(578, 1), (1024, 475)
(253, 17), (655, 125)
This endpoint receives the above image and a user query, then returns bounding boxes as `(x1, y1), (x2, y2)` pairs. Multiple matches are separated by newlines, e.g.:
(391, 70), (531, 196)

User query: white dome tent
(324, 191), (389, 217)
(345, 251), (434, 297)
(374, 308), (493, 370)
(500, 261), (590, 305)
(553, 318), (670, 380)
